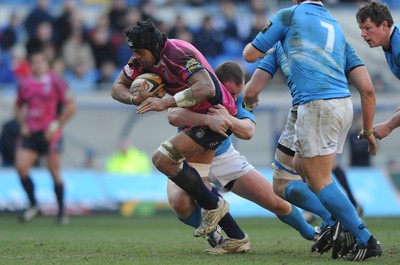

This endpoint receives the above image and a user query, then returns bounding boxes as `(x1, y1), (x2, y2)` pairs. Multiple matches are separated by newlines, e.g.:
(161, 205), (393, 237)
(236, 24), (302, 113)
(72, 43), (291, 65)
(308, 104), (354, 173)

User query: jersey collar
(301, 1), (323, 6)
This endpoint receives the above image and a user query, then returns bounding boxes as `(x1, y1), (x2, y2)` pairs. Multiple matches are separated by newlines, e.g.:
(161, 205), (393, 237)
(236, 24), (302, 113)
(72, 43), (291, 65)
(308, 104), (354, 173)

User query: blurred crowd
(2, 0), (398, 93)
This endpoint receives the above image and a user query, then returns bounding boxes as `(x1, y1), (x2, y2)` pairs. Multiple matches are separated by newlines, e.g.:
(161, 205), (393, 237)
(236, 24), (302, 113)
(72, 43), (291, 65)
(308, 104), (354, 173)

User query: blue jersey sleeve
(236, 94), (256, 124)
(344, 42), (364, 76)
(384, 25), (400, 79)
(251, 7), (293, 53)
(257, 46), (279, 77)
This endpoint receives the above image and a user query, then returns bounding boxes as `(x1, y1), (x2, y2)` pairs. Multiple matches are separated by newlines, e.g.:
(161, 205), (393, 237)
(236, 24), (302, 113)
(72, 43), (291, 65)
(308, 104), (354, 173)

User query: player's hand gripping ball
(130, 73), (166, 98)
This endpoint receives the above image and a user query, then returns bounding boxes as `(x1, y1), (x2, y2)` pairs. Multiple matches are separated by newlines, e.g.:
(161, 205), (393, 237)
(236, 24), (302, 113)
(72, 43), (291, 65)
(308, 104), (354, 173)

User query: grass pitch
(0, 213), (399, 265)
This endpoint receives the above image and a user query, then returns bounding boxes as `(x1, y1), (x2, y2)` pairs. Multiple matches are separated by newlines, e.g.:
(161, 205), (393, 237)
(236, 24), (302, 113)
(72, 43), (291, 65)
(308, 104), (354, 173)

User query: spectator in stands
(114, 7), (143, 67)
(88, 15), (118, 69)
(138, 0), (157, 22)
(0, 13), (27, 84)
(106, 138), (152, 175)
(1, 13), (25, 51)
(96, 60), (119, 91)
(64, 59), (97, 93)
(62, 28), (95, 74)
(168, 15), (192, 40)
(108, 0), (128, 33)
(26, 21), (56, 57)
(193, 16), (223, 67)
(55, 0), (77, 46)
(219, 0), (240, 40)
(10, 45), (31, 81)
(24, 0), (54, 41)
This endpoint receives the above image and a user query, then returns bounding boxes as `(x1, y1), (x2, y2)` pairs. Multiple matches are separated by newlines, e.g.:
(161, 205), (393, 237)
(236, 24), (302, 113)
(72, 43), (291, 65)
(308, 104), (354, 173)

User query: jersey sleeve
(123, 55), (142, 80)
(257, 43), (280, 76)
(251, 8), (292, 53)
(51, 72), (69, 105)
(169, 45), (205, 82)
(235, 94), (256, 124)
(344, 42), (364, 76)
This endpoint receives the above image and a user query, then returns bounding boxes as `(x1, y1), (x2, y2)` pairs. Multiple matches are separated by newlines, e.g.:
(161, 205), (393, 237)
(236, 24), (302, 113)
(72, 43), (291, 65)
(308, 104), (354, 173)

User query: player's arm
(348, 66), (377, 155)
(45, 88), (76, 139)
(207, 104), (255, 140)
(14, 103), (29, 137)
(111, 70), (135, 105)
(14, 85), (29, 136)
(243, 69), (273, 108)
(243, 43), (266, 63)
(167, 107), (232, 138)
(373, 108), (400, 140)
(57, 89), (76, 127)
(137, 69), (215, 113)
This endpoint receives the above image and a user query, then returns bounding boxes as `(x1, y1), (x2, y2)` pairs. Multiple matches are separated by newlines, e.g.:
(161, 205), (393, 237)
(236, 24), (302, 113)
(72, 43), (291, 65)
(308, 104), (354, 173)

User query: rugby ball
(129, 73), (163, 94)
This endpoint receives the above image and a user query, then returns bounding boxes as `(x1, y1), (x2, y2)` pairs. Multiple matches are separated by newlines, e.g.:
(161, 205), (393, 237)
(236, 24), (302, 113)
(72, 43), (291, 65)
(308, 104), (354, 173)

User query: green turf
(0, 213), (399, 265)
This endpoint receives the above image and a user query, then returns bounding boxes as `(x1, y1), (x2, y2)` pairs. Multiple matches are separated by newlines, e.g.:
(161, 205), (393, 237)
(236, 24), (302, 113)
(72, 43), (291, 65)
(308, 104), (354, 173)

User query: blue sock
(277, 205), (315, 240)
(318, 183), (371, 245)
(285, 180), (335, 227)
(178, 204), (201, 228)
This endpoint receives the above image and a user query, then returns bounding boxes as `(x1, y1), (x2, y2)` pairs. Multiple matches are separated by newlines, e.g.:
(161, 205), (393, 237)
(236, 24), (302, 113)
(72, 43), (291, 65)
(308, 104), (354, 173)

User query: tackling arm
(243, 69), (273, 108)
(373, 108), (400, 140)
(167, 107), (232, 138)
(207, 104), (255, 140)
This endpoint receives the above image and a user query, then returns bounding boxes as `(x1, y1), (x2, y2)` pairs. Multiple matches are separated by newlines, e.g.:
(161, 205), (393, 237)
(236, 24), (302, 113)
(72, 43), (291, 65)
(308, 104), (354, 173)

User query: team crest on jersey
(185, 58), (202, 73)
(261, 21), (273, 33)
(124, 65), (134, 76)
(195, 128), (206, 139)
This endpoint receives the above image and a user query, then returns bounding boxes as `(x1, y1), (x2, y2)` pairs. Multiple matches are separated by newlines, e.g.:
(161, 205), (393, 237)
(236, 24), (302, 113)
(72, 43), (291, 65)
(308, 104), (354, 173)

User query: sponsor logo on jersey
(185, 58), (202, 73)
(261, 21), (273, 33)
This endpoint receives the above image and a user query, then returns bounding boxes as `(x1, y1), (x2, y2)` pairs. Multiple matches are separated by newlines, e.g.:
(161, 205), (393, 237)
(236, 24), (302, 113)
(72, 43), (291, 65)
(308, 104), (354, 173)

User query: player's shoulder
(163, 39), (196, 57)
(49, 71), (68, 88)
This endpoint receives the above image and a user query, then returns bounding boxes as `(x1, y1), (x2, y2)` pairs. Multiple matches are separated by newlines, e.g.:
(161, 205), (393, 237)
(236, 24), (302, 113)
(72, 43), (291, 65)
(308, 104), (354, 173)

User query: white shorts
(278, 105), (298, 150)
(208, 145), (254, 191)
(294, 97), (353, 158)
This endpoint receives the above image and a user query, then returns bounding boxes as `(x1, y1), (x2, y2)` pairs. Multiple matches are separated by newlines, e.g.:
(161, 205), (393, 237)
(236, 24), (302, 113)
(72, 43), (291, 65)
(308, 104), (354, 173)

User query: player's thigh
(295, 98), (352, 157)
(167, 132), (208, 159)
(15, 146), (39, 173)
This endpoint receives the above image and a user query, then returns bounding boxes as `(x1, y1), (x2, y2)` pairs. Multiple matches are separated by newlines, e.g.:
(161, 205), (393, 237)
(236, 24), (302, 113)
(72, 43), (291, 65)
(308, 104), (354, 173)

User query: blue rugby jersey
(251, 1), (350, 104)
(256, 41), (362, 107)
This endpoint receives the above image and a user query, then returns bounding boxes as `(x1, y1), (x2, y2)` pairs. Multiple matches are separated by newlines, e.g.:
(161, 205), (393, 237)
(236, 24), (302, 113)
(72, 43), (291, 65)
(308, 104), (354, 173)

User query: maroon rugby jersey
(16, 71), (68, 132)
(123, 39), (237, 116)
